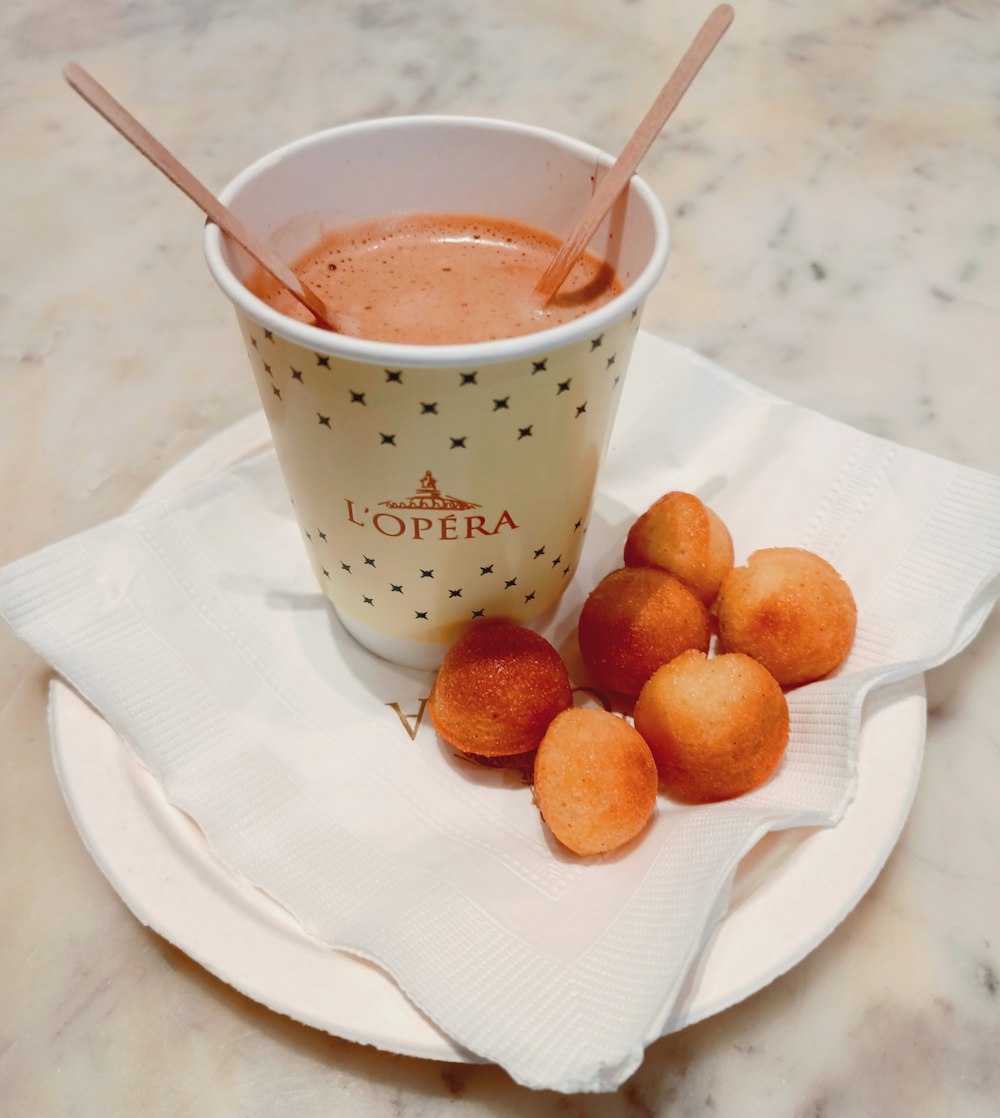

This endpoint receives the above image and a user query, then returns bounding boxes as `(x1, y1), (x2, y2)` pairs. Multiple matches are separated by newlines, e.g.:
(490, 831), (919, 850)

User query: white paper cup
(205, 116), (668, 668)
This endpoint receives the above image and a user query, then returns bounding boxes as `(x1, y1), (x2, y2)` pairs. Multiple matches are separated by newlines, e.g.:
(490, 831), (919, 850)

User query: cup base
(337, 610), (449, 671)
(336, 595), (567, 672)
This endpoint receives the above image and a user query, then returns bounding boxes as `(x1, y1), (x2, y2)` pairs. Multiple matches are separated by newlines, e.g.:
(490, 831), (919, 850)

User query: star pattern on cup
(308, 531), (594, 625)
(247, 337), (635, 456)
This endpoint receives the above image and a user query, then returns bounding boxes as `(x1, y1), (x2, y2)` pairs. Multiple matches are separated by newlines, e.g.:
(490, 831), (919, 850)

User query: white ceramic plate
(48, 340), (927, 1063)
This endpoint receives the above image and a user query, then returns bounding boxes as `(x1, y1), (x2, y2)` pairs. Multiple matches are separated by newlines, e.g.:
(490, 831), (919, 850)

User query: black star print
(493, 397), (509, 410)
(385, 369), (403, 383)
(291, 368), (304, 383)
(449, 588), (462, 598)
(524, 591), (536, 603)
(420, 569), (434, 578)
(380, 433), (396, 445)
(415, 611), (428, 620)
(450, 437), (467, 449)
(557, 379), (571, 394)
(318, 413), (331, 427)
(505, 578), (517, 589)
(532, 359), (547, 373)
(421, 402), (438, 414)
(562, 566), (570, 577)
(575, 402), (587, 417)
(391, 584), (403, 593)
(574, 518), (583, 531)
(533, 547), (545, 559)
(460, 371), (478, 385)
(322, 567), (330, 578)
(317, 355), (331, 367)
(550, 555), (562, 567)
(318, 530), (327, 541)
(250, 337), (259, 349)
(305, 530), (312, 540)
(606, 354), (616, 369)
(364, 556), (376, 567)
(613, 375), (621, 387)
(350, 390), (366, 405)
(518, 426), (533, 440)
(263, 362), (272, 375)
(363, 595), (374, 606)
(272, 386), (282, 399)
(341, 562), (351, 573)
(471, 609), (485, 618)
(590, 335), (603, 350)
(263, 329), (274, 342)
(631, 307), (639, 320)
(480, 565), (494, 575)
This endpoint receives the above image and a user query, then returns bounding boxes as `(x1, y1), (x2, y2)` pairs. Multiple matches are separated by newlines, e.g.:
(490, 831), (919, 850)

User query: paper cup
(205, 116), (668, 668)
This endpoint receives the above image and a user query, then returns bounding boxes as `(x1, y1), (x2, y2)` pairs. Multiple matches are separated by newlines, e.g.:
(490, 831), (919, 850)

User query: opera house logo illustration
(381, 471), (480, 512)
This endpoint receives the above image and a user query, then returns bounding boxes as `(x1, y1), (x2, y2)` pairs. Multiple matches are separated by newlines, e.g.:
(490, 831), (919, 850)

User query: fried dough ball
(714, 547), (857, 687)
(534, 708), (658, 855)
(578, 566), (711, 697)
(428, 621), (572, 757)
(624, 491), (734, 604)
(634, 650), (789, 803)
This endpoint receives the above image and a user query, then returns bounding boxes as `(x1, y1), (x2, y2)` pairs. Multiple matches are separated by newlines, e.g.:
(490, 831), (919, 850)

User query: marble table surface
(2, 0), (999, 1113)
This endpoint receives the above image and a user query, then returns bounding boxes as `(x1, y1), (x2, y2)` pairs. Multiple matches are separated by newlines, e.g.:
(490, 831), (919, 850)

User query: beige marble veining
(2, 0), (999, 1113)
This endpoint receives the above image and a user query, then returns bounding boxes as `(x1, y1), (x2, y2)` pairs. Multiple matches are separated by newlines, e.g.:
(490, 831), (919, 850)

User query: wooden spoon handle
(63, 62), (341, 330)
(534, 4), (734, 302)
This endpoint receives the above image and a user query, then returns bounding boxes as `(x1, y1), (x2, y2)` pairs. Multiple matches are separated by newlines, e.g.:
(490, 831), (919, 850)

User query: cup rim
(204, 114), (669, 368)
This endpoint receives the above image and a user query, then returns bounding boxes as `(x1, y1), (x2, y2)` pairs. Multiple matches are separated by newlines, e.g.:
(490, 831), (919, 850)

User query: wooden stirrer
(534, 4), (734, 303)
(63, 62), (345, 332)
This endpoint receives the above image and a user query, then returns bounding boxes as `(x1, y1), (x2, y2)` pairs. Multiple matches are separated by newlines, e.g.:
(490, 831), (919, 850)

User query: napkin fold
(3, 334), (1000, 1092)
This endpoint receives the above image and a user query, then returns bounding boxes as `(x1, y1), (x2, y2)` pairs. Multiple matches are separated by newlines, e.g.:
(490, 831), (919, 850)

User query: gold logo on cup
(345, 471), (519, 541)
(382, 470), (479, 512)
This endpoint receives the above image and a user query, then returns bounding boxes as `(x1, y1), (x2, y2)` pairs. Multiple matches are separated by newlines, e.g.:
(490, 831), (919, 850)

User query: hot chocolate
(248, 212), (623, 345)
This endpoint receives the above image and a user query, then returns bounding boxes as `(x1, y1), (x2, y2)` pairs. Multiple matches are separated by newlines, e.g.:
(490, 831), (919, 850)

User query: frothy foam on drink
(248, 213), (623, 345)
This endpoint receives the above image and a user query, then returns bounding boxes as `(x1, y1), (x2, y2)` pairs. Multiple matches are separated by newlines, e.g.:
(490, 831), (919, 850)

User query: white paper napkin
(3, 333), (1000, 1092)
